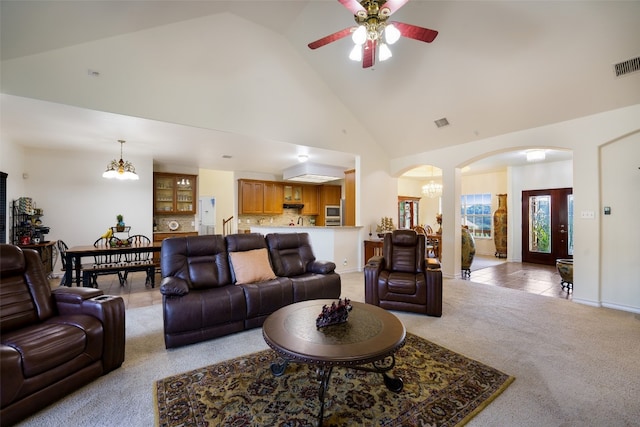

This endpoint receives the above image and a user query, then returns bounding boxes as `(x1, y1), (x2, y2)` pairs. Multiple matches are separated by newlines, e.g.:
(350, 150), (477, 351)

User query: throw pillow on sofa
(229, 248), (277, 284)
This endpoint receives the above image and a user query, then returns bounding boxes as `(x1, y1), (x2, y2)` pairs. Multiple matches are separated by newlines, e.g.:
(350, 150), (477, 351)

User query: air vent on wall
(614, 56), (640, 77)
(434, 118), (449, 128)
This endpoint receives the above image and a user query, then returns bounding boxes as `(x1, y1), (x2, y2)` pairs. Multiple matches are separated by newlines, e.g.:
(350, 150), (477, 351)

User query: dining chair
(85, 237), (126, 287)
(57, 239), (82, 286)
(412, 225), (436, 259)
(121, 234), (155, 286)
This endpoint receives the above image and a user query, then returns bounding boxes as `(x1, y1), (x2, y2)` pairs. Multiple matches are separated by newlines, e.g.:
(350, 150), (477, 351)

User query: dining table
(64, 241), (162, 287)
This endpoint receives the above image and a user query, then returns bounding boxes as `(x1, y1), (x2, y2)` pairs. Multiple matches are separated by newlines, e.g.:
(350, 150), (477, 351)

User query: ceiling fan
(308, 0), (438, 68)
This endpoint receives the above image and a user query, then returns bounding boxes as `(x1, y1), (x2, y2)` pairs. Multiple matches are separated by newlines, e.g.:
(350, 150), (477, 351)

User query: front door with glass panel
(522, 188), (573, 265)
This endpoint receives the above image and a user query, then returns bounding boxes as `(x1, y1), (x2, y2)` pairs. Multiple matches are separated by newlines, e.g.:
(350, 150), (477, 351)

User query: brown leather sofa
(0, 244), (125, 426)
(160, 233), (341, 348)
(364, 229), (443, 317)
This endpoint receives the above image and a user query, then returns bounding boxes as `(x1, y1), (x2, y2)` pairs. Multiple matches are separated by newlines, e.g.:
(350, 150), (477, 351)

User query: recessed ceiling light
(526, 150), (546, 162)
(298, 154), (309, 162)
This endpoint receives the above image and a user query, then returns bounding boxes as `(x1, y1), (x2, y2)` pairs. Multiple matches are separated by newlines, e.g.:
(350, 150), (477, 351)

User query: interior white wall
(0, 139), (25, 242)
(9, 145), (153, 273)
(600, 131), (640, 312)
(390, 104), (640, 313)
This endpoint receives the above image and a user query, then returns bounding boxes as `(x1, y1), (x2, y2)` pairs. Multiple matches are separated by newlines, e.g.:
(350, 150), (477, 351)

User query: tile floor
(50, 256), (571, 309)
(466, 255), (572, 300)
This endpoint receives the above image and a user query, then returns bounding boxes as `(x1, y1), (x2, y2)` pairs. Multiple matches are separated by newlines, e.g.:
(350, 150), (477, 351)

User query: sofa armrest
(160, 277), (190, 296)
(52, 286), (103, 304)
(424, 269), (443, 317)
(1, 345), (22, 406)
(52, 288), (125, 372)
(307, 260), (336, 275)
(364, 256), (385, 305)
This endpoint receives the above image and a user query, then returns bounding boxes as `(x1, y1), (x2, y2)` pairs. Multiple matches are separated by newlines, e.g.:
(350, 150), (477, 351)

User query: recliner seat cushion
(378, 271), (427, 304)
(2, 315), (103, 377)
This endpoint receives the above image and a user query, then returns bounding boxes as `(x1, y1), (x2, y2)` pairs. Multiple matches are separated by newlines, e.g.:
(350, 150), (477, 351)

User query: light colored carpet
(16, 272), (640, 426)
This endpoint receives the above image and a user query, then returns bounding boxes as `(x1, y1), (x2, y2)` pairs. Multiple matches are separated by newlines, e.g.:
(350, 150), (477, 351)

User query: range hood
(283, 203), (304, 209)
(282, 162), (346, 183)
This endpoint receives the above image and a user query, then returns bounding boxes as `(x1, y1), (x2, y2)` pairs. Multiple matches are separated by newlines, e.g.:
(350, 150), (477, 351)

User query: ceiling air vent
(614, 56), (640, 77)
(434, 118), (449, 128)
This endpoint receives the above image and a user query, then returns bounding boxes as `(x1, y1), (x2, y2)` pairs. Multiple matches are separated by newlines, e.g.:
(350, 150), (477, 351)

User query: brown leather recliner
(266, 232), (341, 302)
(0, 244), (125, 426)
(364, 230), (442, 317)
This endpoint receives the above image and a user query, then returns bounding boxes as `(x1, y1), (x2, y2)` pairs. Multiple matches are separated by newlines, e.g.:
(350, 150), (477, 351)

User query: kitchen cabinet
(154, 173), (197, 215)
(315, 185), (341, 226)
(264, 182), (284, 214)
(239, 180), (265, 214)
(344, 169), (356, 226)
(283, 185), (302, 203)
(301, 185), (319, 215)
(321, 185), (341, 206)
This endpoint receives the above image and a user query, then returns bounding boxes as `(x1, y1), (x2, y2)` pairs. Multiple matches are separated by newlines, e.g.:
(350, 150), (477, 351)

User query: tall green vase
(461, 226), (476, 278)
(493, 194), (507, 258)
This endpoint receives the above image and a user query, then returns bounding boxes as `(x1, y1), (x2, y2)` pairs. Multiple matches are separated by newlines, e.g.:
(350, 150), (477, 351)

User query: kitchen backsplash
(238, 208), (316, 233)
(154, 215), (196, 233)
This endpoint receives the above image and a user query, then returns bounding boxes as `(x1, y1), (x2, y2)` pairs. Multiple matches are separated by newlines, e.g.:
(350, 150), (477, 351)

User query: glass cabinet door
(154, 173), (197, 214)
(155, 176), (174, 213)
(175, 176), (194, 212)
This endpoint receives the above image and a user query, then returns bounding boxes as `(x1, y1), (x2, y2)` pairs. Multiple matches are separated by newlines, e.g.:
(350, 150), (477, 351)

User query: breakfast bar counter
(251, 226), (362, 274)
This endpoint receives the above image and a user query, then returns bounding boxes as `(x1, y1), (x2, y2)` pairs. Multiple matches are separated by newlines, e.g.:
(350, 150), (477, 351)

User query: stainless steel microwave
(325, 205), (341, 226)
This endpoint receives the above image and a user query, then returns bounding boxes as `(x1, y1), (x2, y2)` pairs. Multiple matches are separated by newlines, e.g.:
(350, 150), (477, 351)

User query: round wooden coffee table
(262, 300), (406, 425)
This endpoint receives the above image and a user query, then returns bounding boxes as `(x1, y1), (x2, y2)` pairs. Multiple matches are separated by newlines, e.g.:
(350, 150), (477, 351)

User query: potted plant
(116, 214), (125, 232)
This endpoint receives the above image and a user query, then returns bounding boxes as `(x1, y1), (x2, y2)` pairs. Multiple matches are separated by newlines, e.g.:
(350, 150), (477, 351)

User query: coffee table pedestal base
(270, 355), (404, 426)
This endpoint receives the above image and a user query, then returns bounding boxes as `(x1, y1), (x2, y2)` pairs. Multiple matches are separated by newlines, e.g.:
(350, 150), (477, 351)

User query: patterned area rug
(154, 333), (514, 426)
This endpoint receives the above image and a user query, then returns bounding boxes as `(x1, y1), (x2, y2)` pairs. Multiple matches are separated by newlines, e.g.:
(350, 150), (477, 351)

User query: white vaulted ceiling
(1, 1), (639, 175)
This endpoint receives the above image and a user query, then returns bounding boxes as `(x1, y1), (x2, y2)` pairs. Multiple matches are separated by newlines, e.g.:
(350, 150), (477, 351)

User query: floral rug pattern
(155, 333), (514, 426)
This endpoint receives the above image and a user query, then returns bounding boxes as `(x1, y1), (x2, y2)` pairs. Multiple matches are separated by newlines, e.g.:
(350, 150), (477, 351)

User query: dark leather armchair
(0, 244), (125, 426)
(364, 230), (442, 317)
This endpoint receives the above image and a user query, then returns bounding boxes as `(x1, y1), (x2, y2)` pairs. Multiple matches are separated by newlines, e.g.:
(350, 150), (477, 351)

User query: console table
(364, 239), (383, 265)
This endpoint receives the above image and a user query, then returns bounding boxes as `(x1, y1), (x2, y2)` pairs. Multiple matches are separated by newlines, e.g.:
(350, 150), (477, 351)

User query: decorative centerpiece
(376, 217), (395, 238)
(316, 298), (352, 329)
(116, 214), (125, 232)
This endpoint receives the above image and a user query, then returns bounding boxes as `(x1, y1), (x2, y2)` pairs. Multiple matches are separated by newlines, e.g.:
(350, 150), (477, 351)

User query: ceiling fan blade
(308, 27), (354, 49)
(391, 21), (438, 43)
(362, 39), (376, 68)
(380, 0), (410, 15)
(338, 0), (366, 15)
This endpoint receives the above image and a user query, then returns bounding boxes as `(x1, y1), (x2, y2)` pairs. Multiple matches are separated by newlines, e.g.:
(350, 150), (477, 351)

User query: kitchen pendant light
(102, 140), (139, 180)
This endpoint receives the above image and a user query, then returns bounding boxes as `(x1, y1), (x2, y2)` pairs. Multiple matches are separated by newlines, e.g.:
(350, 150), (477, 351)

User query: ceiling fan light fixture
(352, 25), (367, 45)
(379, 43), (392, 61)
(349, 44), (363, 61)
(385, 23), (401, 45)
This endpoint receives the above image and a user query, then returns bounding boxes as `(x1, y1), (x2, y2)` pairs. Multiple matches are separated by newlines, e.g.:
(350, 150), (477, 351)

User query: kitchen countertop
(250, 226), (362, 229)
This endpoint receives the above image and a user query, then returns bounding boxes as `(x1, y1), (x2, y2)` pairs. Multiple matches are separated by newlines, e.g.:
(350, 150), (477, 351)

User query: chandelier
(422, 180), (443, 198)
(349, 19), (400, 62)
(102, 140), (139, 180)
